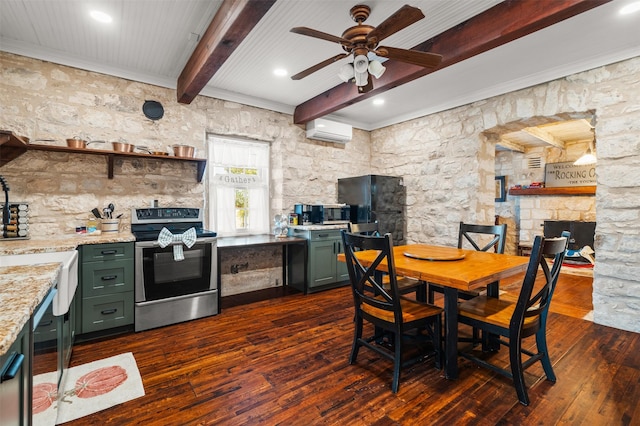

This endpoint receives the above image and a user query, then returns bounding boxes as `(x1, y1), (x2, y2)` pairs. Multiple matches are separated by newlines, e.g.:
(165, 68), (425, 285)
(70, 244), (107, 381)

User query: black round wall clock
(142, 100), (164, 120)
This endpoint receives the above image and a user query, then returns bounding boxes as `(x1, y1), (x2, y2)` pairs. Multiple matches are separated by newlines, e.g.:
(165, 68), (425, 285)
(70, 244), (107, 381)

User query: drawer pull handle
(101, 275), (117, 281)
(1, 353), (25, 381)
(318, 234), (329, 238)
(100, 250), (117, 255)
(38, 320), (53, 327)
(101, 308), (117, 315)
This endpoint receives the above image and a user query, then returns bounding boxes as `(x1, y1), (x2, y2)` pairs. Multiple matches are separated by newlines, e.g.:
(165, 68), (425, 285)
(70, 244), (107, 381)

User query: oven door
(135, 237), (217, 303)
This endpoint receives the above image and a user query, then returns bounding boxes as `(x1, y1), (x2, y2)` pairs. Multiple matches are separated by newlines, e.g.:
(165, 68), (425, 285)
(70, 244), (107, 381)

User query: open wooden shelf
(0, 130), (207, 182)
(509, 186), (596, 196)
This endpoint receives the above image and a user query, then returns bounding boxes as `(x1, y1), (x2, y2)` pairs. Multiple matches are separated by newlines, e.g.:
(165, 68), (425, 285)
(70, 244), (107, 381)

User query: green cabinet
(78, 242), (134, 334)
(290, 228), (349, 292)
(0, 320), (29, 426)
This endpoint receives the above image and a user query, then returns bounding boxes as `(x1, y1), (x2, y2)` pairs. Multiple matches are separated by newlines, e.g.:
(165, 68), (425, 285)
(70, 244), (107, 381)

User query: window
(208, 136), (270, 236)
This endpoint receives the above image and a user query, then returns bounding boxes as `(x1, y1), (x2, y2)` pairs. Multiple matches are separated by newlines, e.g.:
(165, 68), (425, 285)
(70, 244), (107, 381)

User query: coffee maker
(294, 204), (312, 225)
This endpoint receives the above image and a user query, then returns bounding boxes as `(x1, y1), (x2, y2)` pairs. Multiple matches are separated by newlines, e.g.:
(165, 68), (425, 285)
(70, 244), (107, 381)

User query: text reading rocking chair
(341, 230), (442, 393)
(457, 232), (569, 405)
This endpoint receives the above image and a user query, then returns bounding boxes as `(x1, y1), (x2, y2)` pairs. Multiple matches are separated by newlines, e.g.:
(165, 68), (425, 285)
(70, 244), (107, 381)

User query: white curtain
(208, 136), (270, 236)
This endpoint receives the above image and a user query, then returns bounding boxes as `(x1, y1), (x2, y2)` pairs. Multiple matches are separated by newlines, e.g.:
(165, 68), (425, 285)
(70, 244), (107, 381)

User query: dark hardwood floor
(66, 273), (639, 425)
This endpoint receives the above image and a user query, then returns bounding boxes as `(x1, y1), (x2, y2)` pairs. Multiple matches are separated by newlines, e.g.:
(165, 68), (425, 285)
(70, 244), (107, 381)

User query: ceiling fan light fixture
(354, 71), (368, 86)
(368, 60), (386, 79)
(338, 63), (354, 82)
(353, 55), (369, 74)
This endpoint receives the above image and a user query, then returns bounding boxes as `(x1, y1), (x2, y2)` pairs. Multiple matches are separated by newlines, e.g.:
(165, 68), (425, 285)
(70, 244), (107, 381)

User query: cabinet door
(0, 321), (29, 426)
(308, 239), (337, 288)
(334, 239), (350, 282)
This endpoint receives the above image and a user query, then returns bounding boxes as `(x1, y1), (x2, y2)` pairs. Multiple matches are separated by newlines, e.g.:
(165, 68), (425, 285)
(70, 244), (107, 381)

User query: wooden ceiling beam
(522, 126), (566, 149)
(177, 0), (276, 104)
(293, 0), (611, 125)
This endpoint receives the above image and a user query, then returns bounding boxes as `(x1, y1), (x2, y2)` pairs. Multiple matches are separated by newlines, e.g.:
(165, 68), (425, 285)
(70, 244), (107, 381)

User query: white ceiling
(1, 0), (639, 131)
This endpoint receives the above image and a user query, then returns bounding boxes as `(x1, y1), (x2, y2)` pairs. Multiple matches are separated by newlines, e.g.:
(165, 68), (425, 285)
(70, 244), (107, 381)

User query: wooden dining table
(338, 243), (529, 379)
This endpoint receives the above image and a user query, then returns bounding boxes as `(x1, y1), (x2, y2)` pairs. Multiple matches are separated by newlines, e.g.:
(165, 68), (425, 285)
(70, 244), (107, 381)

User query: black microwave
(309, 204), (351, 225)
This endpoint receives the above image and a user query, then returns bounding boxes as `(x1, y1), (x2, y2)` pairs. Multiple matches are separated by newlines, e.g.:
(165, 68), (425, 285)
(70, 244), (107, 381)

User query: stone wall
(0, 52), (370, 295)
(371, 57), (640, 333)
(2, 51), (639, 332)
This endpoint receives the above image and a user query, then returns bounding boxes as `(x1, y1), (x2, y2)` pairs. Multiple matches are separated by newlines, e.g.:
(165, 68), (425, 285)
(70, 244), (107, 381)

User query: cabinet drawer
(81, 292), (134, 333)
(309, 230), (342, 241)
(81, 242), (134, 262)
(82, 260), (134, 297)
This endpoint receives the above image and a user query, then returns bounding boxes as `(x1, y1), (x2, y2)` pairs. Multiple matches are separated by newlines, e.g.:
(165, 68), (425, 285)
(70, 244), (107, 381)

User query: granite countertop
(0, 232), (135, 356)
(289, 224), (348, 231)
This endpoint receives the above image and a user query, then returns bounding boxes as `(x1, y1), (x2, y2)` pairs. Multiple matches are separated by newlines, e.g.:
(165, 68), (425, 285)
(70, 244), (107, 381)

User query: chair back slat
(342, 230), (403, 323)
(512, 232), (569, 330)
(458, 222), (507, 254)
(348, 221), (380, 236)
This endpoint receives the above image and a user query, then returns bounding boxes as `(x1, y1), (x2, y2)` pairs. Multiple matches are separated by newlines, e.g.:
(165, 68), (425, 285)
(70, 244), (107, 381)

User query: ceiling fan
(290, 4), (443, 93)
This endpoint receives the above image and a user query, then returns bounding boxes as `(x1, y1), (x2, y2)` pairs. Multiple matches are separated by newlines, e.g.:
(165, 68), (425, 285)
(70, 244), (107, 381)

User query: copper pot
(66, 137), (87, 148)
(112, 141), (135, 152)
(172, 144), (195, 158)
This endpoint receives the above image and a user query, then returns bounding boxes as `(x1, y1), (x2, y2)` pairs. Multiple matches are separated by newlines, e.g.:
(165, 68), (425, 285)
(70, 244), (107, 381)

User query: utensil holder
(101, 219), (120, 233)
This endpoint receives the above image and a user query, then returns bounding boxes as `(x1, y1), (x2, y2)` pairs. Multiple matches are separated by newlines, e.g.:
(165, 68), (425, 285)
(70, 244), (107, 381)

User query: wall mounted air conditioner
(306, 118), (352, 143)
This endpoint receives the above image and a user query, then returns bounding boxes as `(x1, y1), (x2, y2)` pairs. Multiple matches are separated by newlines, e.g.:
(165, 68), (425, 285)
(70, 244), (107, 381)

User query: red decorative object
(75, 365), (128, 398)
(32, 382), (57, 414)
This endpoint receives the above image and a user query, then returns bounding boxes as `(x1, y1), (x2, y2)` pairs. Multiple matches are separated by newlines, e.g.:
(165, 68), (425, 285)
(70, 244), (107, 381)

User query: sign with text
(545, 162), (596, 187)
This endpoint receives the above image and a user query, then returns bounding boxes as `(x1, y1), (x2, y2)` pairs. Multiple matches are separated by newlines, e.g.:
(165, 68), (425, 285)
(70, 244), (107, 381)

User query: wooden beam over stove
(293, 0), (611, 125)
(177, 0), (276, 104)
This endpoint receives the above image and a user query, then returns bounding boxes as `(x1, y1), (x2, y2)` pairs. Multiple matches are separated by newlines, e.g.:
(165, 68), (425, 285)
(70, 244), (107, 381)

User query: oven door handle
(135, 237), (217, 248)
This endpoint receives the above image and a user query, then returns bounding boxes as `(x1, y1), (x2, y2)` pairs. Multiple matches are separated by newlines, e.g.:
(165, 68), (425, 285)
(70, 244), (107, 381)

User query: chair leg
(427, 284), (435, 304)
(536, 327), (556, 382)
(391, 329), (403, 393)
(510, 337), (530, 406)
(349, 315), (363, 364)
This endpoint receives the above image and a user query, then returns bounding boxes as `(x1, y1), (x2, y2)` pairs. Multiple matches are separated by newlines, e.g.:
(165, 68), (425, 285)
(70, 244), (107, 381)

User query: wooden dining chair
(456, 231), (569, 406)
(341, 230), (443, 393)
(348, 222), (426, 299)
(427, 221), (508, 303)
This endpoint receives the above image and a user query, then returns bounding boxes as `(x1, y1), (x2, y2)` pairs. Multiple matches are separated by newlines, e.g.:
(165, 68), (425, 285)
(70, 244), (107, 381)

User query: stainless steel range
(131, 207), (218, 332)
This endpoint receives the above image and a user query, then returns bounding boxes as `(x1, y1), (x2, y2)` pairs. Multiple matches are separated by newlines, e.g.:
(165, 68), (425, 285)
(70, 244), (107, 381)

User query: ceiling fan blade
(290, 27), (351, 45)
(377, 46), (442, 68)
(366, 5), (425, 44)
(291, 53), (349, 80)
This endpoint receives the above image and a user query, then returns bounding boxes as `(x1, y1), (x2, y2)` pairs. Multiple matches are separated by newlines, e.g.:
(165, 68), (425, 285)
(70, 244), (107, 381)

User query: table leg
(443, 286), (459, 379)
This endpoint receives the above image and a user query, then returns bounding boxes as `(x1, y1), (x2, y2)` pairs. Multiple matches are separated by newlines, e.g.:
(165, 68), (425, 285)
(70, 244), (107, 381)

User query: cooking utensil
(171, 144), (195, 158)
(142, 100), (164, 120)
(108, 203), (115, 218)
(135, 145), (151, 154)
(91, 208), (102, 219)
(66, 137), (87, 148)
(151, 151), (168, 156)
(112, 141), (135, 152)
(66, 138), (105, 149)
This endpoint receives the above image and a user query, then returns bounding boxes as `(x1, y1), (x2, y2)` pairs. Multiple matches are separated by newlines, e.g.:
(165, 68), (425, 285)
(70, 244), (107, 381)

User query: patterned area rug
(33, 352), (145, 425)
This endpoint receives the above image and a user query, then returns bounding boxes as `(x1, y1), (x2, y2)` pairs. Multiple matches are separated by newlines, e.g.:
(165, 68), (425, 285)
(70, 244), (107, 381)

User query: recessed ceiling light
(373, 98), (385, 106)
(620, 1), (640, 14)
(273, 68), (288, 77)
(90, 10), (112, 23)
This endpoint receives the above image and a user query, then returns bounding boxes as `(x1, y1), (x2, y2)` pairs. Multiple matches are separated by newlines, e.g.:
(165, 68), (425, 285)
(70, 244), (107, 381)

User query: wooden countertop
(0, 232), (135, 356)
